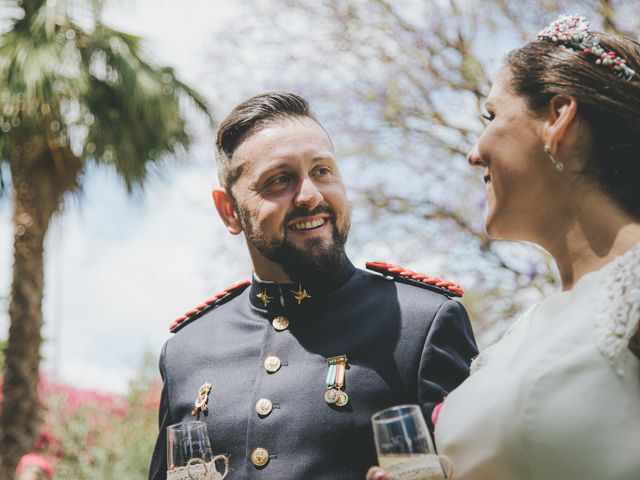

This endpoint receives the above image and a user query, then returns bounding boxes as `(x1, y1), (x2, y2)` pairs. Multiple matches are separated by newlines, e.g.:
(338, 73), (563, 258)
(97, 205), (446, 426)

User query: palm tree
(0, 0), (210, 474)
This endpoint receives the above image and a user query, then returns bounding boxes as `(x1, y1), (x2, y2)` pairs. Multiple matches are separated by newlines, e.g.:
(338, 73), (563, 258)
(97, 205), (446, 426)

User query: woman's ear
(212, 188), (243, 235)
(542, 94), (579, 153)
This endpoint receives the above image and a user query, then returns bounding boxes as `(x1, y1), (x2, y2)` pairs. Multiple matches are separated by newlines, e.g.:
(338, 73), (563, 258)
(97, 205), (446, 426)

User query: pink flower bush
(1, 369), (161, 479)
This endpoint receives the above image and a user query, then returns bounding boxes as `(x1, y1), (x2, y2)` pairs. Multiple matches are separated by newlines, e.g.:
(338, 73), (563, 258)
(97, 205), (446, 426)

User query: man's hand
(366, 466), (387, 480)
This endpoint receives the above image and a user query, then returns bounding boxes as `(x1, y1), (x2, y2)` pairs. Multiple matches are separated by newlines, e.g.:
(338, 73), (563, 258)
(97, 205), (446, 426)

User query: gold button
(264, 356), (281, 373)
(251, 447), (269, 467)
(272, 316), (289, 331)
(255, 398), (273, 416)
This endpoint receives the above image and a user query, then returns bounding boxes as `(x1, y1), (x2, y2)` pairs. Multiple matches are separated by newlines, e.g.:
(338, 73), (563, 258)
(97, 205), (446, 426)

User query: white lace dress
(435, 245), (640, 480)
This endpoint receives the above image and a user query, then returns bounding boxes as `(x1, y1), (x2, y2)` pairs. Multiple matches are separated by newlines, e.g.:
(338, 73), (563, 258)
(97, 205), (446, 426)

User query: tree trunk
(0, 156), (58, 477)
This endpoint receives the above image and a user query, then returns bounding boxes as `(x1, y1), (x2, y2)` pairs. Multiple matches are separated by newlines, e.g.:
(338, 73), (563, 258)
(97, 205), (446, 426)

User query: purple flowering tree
(205, 0), (637, 338)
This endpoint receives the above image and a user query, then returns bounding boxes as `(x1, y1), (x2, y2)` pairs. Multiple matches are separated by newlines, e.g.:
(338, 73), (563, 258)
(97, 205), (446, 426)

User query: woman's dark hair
(215, 92), (317, 189)
(505, 32), (640, 216)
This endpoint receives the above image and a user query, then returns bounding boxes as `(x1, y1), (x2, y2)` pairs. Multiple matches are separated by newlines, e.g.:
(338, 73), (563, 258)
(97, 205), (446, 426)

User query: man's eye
(314, 167), (332, 176)
(270, 175), (290, 185)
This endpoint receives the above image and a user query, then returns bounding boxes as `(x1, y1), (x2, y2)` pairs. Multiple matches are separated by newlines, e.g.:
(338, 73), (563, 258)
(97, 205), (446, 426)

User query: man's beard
(238, 204), (349, 283)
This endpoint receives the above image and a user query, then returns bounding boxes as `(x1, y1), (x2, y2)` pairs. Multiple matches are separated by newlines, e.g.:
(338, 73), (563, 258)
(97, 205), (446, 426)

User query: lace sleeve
(594, 244), (640, 375)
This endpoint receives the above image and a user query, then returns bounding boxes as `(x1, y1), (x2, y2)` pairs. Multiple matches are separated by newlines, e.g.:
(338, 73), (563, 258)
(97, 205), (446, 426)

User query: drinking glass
(372, 404), (445, 480)
(167, 421), (221, 479)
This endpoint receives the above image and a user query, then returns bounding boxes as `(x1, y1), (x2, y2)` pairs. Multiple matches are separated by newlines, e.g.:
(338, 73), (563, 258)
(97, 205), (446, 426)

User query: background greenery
(15, 358), (159, 479)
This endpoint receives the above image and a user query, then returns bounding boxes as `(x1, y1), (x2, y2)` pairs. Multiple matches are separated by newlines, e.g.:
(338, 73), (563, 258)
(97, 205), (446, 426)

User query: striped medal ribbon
(324, 355), (349, 407)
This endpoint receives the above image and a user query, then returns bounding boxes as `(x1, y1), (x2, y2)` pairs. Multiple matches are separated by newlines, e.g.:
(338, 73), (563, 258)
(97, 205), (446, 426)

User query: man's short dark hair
(215, 92), (317, 189)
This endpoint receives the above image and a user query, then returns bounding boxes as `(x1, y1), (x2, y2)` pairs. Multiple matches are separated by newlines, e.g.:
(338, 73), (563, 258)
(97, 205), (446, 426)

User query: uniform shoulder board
(169, 280), (251, 333)
(365, 261), (463, 298)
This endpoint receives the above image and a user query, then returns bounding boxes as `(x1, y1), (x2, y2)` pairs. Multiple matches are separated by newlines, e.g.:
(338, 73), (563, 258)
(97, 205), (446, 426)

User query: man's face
(228, 115), (350, 281)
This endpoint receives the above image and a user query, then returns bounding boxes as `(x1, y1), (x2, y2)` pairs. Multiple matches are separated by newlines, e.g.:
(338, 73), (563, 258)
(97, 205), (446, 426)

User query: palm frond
(74, 26), (209, 188)
(1, 0), (211, 190)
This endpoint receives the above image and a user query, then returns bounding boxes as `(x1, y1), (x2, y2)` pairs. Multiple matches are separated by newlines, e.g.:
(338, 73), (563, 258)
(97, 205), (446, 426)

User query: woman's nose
(467, 143), (483, 167)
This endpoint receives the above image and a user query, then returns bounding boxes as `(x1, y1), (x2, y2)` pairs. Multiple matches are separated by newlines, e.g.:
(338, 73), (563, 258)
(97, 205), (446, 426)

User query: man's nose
(467, 143), (483, 167)
(294, 177), (323, 209)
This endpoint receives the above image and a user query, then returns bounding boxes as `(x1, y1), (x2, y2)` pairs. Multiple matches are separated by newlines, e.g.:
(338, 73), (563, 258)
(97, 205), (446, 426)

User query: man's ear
(542, 94), (579, 153)
(212, 188), (243, 235)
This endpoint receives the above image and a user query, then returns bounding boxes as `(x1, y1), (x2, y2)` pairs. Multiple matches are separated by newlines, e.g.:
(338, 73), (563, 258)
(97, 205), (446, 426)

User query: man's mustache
(284, 205), (336, 225)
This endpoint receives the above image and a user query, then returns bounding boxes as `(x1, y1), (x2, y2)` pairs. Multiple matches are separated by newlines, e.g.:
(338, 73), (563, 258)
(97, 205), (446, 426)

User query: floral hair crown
(538, 14), (636, 81)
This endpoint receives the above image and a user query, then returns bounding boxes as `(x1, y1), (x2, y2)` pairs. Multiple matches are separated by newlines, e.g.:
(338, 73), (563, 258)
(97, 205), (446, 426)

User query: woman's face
(468, 67), (568, 243)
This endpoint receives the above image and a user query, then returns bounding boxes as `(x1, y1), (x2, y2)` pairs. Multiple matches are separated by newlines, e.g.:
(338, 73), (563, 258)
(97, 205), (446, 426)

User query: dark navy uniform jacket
(149, 261), (477, 480)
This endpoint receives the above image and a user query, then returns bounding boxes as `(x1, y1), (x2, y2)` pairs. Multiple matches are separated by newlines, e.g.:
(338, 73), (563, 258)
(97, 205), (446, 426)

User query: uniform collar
(249, 259), (356, 311)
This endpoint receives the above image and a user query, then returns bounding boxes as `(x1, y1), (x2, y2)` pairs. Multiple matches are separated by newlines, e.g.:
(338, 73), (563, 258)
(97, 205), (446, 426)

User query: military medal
(191, 382), (212, 416)
(324, 388), (340, 404)
(325, 355), (349, 407)
(336, 391), (349, 407)
(324, 362), (340, 403)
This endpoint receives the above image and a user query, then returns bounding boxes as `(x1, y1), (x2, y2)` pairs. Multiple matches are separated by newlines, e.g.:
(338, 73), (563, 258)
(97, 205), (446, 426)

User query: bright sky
(1, 0), (251, 392)
(0, 0), (413, 392)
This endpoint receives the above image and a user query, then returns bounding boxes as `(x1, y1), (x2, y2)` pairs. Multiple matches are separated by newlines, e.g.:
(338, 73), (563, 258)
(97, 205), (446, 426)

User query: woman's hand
(366, 466), (388, 480)
(366, 455), (453, 480)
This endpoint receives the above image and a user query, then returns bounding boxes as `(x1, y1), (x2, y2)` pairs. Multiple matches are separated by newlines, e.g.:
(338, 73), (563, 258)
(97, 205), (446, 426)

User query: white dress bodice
(435, 245), (640, 480)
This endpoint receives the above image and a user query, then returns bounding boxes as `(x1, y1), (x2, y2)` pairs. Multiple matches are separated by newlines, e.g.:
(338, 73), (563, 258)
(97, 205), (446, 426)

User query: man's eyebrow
(226, 163), (245, 189)
(257, 156), (333, 174)
(310, 154), (336, 163)
(258, 161), (294, 173)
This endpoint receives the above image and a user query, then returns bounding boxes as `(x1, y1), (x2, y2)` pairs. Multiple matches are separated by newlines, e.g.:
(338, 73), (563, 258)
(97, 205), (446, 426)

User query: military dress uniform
(149, 260), (477, 480)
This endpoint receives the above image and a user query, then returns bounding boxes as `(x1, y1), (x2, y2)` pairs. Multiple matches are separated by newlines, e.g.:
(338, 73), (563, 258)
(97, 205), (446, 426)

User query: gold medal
(325, 355), (349, 406)
(324, 388), (340, 404)
(335, 391), (349, 407)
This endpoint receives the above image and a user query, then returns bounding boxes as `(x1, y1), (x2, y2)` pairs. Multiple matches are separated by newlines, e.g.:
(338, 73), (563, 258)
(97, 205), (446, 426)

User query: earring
(544, 145), (564, 172)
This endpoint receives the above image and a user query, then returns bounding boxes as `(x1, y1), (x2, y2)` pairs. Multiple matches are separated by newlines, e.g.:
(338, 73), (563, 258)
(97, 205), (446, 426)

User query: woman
(368, 14), (640, 480)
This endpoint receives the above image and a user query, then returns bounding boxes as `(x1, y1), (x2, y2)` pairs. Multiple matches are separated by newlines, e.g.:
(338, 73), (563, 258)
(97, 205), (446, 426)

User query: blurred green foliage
(0, 338), (5, 369)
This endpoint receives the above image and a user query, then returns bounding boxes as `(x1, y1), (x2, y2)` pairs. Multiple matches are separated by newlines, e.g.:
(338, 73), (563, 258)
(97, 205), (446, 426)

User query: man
(149, 92), (477, 480)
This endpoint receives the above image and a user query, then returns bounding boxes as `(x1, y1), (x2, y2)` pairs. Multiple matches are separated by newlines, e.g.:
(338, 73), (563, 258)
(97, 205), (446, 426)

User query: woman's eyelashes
(482, 111), (495, 122)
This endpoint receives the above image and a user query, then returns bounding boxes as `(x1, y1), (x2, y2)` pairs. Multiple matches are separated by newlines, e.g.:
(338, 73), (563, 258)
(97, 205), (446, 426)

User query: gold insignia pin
(257, 290), (273, 307)
(192, 382), (212, 416)
(291, 284), (312, 304)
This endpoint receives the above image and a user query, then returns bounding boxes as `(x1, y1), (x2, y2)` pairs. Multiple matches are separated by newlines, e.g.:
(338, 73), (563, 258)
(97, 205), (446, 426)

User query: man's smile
(288, 215), (329, 232)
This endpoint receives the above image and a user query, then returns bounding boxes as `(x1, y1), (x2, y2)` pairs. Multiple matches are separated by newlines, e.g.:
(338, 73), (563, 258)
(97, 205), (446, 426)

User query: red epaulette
(169, 280), (251, 333)
(365, 261), (464, 298)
